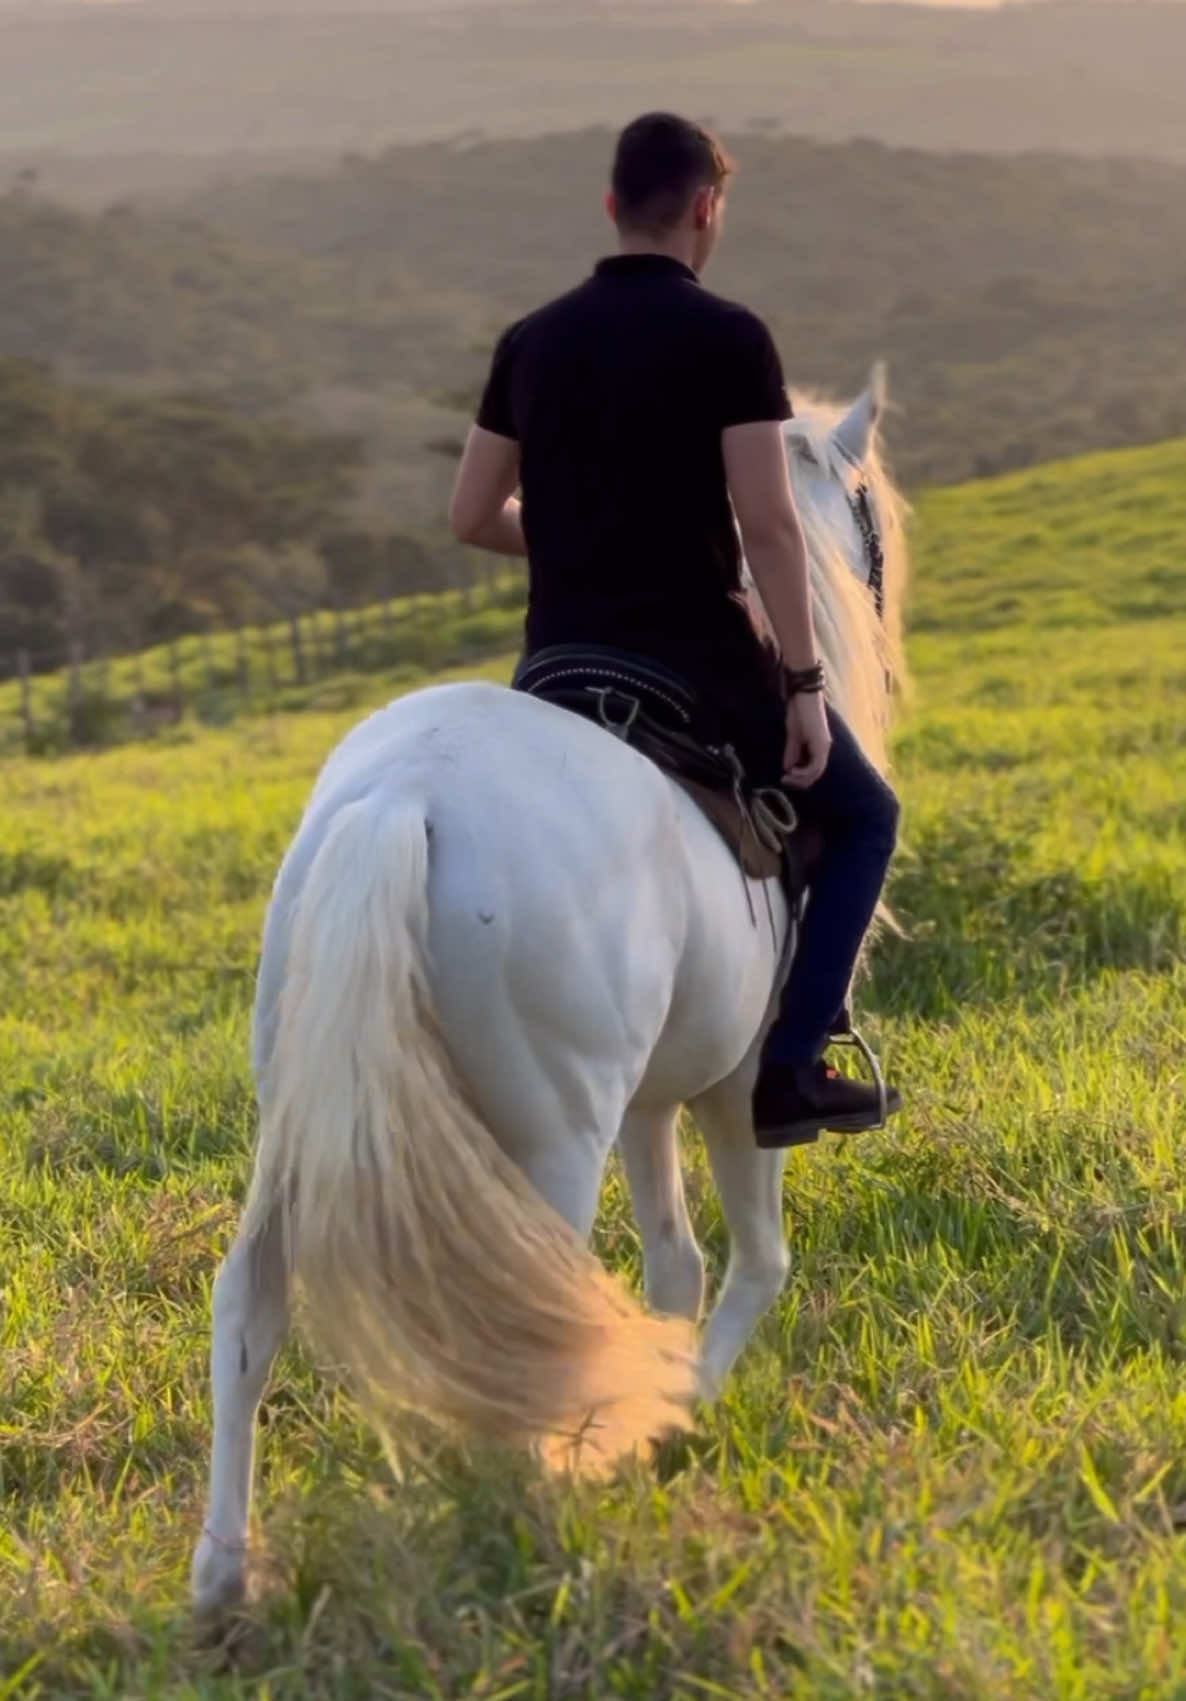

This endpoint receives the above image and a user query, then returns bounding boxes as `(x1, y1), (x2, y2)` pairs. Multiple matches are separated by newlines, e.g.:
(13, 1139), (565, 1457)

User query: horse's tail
(241, 793), (698, 1469)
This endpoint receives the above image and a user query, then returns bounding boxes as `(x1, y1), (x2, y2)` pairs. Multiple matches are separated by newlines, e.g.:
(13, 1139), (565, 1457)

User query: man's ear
(605, 189), (618, 227)
(692, 185), (713, 232)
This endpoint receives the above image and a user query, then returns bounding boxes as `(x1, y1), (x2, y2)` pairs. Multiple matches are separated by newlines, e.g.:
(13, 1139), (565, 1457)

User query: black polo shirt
(477, 253), (791, 690)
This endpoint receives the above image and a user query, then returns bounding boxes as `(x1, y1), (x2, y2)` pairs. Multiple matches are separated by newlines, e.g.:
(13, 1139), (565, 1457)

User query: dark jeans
(711, 677), (898, 1066)
(762, 705), (899, 1066)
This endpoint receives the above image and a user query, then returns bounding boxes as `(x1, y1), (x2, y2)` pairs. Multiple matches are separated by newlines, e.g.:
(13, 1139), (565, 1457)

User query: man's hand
(782, 692), (831, 788)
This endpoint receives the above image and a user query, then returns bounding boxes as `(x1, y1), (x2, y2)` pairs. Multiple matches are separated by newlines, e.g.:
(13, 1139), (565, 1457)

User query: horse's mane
(783, 381), (911, 779)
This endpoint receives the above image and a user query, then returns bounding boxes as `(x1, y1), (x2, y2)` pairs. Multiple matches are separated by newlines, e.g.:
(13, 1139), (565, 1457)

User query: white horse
(192, 367), (909, 1614)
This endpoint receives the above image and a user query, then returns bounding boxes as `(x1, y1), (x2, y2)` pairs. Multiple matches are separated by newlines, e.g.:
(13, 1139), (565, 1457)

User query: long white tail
(241, 794), (697, 1469)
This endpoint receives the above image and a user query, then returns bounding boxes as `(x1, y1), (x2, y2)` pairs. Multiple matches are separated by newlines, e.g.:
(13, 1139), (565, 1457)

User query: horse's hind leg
(617, 1106), (705, 1322)
(191, 1206), (289, 1616)
(688, 1070), (789, 1398)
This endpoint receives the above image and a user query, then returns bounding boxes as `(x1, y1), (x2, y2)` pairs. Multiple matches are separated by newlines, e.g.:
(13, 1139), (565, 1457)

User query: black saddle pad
(513, 645), (740, 791)
(513, 645), (707, 733)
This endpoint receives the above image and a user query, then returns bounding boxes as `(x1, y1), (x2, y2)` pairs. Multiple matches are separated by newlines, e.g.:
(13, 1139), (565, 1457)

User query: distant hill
(1, 1), (1184, 175)
(6, 129), (1182, 502)
(4, 116), (1186, 662)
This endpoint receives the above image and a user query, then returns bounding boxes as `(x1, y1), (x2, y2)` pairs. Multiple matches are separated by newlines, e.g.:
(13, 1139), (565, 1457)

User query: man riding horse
(192, 117), (912, 1614)
(449, 113), (902, 1147)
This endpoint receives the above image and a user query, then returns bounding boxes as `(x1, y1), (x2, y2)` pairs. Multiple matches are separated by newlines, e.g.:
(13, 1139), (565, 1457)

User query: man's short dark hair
(611, 113), (733, 236)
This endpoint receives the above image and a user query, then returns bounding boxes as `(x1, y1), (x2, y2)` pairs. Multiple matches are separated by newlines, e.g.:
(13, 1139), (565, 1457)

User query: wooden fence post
(129, 647), (147, 735)
(67, 640), (84, 744)
(169, 640), (182, 715)
(202, 630), (218, 695)
(18, 649), (34, 751)
(288, 613), (306, 685)
(235, 625), (250, 700)
(262, 623), (277, 692)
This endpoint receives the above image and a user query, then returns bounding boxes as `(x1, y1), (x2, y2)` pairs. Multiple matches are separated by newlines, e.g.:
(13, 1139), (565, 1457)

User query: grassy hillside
(1, 439), (1184, 1696)
(0, 573), (528, 758)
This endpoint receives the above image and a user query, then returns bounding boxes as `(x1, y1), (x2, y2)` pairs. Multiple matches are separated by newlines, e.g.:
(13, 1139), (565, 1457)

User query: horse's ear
(832, 362), (887, 467)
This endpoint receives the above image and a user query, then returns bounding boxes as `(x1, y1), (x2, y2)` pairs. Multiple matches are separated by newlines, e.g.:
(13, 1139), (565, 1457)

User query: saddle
(512, 645), (808, 889)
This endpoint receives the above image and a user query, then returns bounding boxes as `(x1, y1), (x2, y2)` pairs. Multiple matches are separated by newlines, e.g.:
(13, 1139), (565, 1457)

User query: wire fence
(0, 573), (527, 759)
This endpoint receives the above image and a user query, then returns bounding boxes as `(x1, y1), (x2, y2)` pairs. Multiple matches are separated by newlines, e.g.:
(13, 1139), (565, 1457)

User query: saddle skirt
(512, 645), (799, 885)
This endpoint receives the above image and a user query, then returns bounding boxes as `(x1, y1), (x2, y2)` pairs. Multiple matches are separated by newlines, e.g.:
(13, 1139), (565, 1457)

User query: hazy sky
(58, 0), (1012, 7)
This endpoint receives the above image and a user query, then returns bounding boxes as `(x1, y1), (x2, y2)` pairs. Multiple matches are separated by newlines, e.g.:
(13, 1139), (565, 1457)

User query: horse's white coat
(191, 376), (907, 1615)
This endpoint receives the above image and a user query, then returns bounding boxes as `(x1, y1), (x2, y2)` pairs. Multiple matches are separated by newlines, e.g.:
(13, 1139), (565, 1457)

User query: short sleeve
(476, 322), (520, 440)
(716, 313), (792, 430)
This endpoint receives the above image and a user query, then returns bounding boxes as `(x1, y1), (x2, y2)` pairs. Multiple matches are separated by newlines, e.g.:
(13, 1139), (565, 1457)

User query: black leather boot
(752, 1057), (902, 1150)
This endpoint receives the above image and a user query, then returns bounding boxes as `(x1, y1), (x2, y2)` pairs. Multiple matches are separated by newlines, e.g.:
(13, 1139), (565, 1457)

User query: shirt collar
(594, 253), (699, 286)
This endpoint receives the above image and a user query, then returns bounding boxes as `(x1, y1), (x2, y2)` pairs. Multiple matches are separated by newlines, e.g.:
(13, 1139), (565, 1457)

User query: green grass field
(2, 439), (1184, 1699)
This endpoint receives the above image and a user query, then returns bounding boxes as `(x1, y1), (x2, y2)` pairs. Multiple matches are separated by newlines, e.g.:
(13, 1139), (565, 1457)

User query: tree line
(3, 128), (1186, 657)
(0, 359), (459, 664)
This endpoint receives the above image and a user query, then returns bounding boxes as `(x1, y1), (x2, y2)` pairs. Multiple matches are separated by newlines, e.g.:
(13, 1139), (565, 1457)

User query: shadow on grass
(789, 1112), (1186, 1381)
(869, 817), (1183, 1021)
(4, 1440), (804, 1701)
(0, 846), (79, 900)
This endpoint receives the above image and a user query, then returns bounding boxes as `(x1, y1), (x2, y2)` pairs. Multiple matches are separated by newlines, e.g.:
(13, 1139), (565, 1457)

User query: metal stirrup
(828, 1025), (889, 1127)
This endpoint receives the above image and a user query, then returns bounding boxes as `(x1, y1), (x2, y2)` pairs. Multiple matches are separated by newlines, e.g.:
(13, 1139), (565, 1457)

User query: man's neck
(617, 231), (699, 273)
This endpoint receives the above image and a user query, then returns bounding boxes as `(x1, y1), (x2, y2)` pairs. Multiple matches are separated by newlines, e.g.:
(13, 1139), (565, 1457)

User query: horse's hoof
(191, 1537), (248, 1621)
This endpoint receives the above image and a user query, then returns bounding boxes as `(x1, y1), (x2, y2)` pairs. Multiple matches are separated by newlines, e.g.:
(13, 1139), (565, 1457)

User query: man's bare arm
(722, 420), (817, 671)
(723, 419), (830, 785)
(448, 426), (527, 556)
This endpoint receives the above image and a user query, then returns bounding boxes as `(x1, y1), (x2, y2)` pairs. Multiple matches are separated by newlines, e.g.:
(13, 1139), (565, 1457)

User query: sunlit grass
(1, 441), (1184, 1697)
